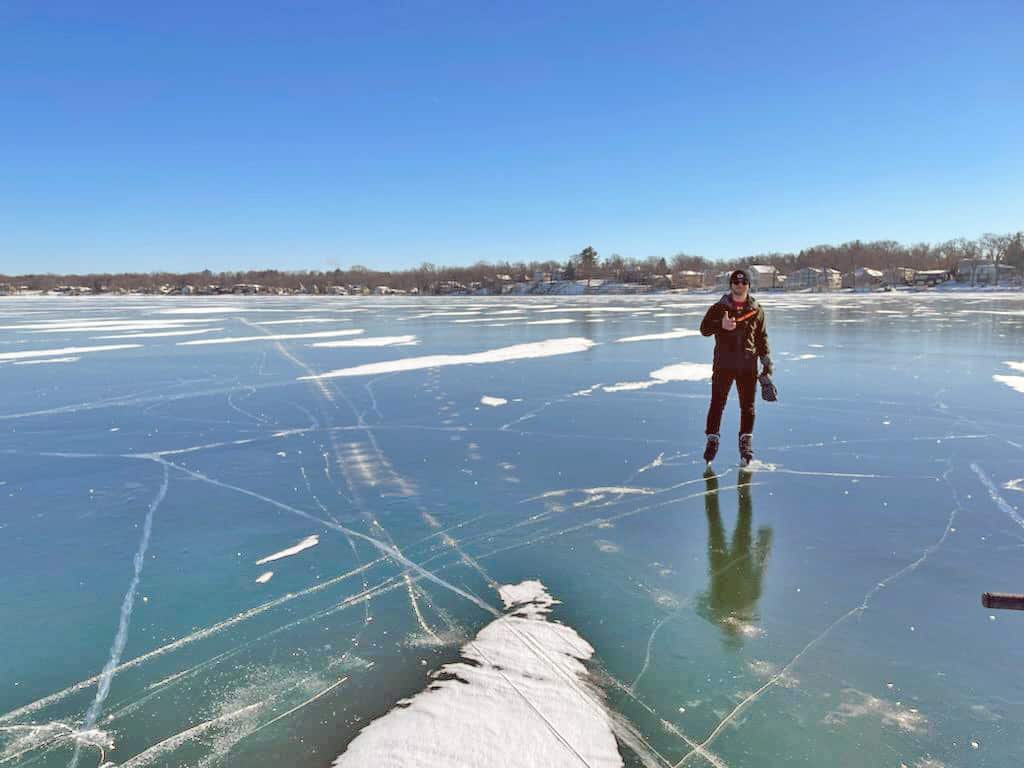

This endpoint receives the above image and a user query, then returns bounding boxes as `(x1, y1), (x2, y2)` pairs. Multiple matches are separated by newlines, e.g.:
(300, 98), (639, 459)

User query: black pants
(705, 369), (756, 436)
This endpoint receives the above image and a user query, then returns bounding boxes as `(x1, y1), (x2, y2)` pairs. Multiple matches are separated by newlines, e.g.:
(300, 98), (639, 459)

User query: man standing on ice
(699, 268), (772, 467)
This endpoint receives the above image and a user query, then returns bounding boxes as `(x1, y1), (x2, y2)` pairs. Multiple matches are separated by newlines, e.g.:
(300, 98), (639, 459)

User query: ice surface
(1, 293), (1023, 768)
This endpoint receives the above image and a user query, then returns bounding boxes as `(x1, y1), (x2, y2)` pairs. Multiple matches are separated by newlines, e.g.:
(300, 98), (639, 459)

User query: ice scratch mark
(971, 463), (1024, 531)
(116, 703), (263, 767)
(0, 559), (382, 724)
(151, 458), (502, 618)
(69, 464), (169, 768)
(250, 677), (349, 736)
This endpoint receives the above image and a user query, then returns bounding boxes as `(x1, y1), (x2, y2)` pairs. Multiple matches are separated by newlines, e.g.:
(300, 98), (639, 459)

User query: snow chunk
(480, 396), (508, 407)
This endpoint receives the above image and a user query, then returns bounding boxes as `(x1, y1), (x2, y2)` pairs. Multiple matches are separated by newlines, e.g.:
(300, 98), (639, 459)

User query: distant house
(956, 259), (1017, 285)
(785, 267), (822, 291)
(890, 267), (916, 286)
(646, 274), (674, 289)
(843, 267), (884, 291)
(328, 285), (348, 295)
(180, 284), (195, 295)
(675, 270), (703, 289)
(747, 264), (780, 292)
(232, 283), (263, 294)
(785, 267), (841, 292)
(436, 280), (467, 295)
(913, 269), (950, 287)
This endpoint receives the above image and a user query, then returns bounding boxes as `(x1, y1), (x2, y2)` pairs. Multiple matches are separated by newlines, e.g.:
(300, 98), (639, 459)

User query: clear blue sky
(1, 1), (1021, 274)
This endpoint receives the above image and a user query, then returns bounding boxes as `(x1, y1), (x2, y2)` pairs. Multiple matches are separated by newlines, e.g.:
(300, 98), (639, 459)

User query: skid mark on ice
(152, 458), (501, 617)
(0, 557), (384, 725)
(116, 703), (263, 768)
(248, 677), (349, 736)
(68, 464), (169, 768)
(971, 463), (1024, 531)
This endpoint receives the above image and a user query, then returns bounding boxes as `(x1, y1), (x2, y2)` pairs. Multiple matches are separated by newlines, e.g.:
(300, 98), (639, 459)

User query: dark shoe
(703, 434), (720, 464)
(739, 433), (753, 466)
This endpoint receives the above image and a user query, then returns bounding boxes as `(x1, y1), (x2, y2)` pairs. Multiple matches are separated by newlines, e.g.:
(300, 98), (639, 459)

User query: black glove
(760, 356), (773, 376)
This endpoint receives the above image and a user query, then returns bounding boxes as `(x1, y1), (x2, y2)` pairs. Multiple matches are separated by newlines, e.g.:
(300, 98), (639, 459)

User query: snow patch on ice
(0, 344), (141, 362)
(823, 688), (926, 734)
(180, 330), (364, 346)
(301, 338), (597, 380)
(603, 362), (712, 392)
(255, 572), (274, 584)
(11, 356), (81, 365)
(615, 329), (701, 343)
(993, 374), (1024, 394)
(480, 396), (508, 407)
(332, 580), (624, 768)
(310, 335), (418, 348)
(253, 318), (351, 325)
(93, 328), (221, 339)
(255, 535), (320, 565)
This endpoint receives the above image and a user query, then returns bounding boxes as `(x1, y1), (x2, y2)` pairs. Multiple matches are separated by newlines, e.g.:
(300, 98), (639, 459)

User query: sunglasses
(730, 277), (748, 285)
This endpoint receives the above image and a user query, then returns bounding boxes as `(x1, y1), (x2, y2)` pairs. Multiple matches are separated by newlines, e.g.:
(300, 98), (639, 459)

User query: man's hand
(721, 313), (736, 331)
(760, 356), (773, 376)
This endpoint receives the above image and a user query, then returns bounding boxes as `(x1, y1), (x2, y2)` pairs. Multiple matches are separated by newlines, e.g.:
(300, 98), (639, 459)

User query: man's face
(730, 276), (749, 300)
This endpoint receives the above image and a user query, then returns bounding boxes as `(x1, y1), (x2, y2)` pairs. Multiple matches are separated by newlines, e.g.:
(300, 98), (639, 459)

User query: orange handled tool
(734, 309), (757, 323)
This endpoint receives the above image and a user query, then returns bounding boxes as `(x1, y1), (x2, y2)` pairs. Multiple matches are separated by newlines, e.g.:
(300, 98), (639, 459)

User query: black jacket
(700, 293), (770, 373)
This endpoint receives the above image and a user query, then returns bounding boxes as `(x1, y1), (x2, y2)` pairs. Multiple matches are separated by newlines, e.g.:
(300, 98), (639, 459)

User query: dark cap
(729, 269), (749, 283)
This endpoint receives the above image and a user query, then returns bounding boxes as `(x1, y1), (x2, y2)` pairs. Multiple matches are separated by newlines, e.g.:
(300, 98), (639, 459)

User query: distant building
(842, 267), (884, 291)
(913, 269), (950, 287)
(890, 267), (916, 286)
(785, 267), (841, 292)
(747, 264), (781, 292)
(232, 283), (263, 294)
(785, 267), (822, 291)
(675, 270), (703, 289)
(956, 259), (1017, 285)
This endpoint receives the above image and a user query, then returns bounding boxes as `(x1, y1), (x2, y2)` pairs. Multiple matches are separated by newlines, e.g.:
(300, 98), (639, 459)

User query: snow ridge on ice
(332, 580), (624, 768)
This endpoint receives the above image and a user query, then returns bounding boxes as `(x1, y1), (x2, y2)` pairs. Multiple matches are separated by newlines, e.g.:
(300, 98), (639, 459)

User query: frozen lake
(1, 293), (1022, 768)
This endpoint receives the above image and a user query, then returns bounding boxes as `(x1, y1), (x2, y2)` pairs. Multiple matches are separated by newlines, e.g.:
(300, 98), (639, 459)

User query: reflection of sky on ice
(1, 293), (1023, 768)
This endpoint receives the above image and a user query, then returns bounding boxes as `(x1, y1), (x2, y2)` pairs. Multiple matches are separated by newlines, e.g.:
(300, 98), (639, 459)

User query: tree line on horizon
(4, 231), (1021, 293)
